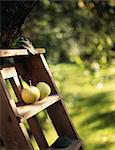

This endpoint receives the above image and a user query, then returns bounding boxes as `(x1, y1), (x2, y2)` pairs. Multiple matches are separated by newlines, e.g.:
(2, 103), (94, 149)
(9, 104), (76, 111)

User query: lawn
(45, 63), (115, 150)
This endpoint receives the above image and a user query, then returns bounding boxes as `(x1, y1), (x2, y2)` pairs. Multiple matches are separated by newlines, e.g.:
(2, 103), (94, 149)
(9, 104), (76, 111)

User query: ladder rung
(47, 139), (82, 150)
(17, 95), (61, 121)
(0, 48), (46, 57)
(1, 66), (18, 79)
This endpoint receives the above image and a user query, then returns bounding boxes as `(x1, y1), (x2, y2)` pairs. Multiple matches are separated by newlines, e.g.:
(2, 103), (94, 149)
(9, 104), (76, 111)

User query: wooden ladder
(0, 48), (83, 150)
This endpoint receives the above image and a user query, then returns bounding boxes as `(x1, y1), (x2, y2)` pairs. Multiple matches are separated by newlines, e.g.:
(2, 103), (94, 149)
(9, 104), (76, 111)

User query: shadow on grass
(93, 142), (114, 150)
(64, 91), (115, 130)
(81, 110), (115, 130)
(63, 90), (115, 149)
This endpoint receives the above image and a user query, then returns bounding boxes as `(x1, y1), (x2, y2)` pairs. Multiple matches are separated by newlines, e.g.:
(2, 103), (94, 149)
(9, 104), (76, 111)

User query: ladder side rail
(9, 77), (23, 102)
(1, 66), (25, 103)
(47, 101), (78, 139)
(39, 54), (83, 148)
(40, 54), (79, 139)
(0, 73), (33, 150)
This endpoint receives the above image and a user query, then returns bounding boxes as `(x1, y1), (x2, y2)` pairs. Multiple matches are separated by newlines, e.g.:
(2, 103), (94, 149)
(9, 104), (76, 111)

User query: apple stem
(29, 80), (32, 87)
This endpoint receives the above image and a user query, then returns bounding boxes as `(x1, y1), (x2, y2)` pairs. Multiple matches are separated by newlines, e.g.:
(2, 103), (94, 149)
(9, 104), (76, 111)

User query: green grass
(48, 63), (115, 150)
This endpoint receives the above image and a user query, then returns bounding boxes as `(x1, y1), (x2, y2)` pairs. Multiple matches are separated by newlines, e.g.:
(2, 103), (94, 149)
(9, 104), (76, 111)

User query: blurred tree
(22, 0), (115, 66)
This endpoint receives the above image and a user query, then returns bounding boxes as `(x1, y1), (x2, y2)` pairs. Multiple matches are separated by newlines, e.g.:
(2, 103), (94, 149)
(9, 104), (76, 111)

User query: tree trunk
(0, 1), (38, 48)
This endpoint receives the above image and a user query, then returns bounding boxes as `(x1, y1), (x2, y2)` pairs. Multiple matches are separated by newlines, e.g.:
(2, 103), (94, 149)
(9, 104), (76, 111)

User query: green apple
(21, 86), (40, 104)
(36, 82), (51, 99)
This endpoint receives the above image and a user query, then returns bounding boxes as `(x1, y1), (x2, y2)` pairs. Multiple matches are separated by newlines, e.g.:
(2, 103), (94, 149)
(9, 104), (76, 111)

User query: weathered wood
(17, 95), (60, 121)
(14, 54), (79, 140)
(0, 48), (46, 57)
(9, 77), (23, 102)
(15, 54), (58, 94)
(1, 66), (23, 102)
(0, 49), (83, 149)
(1, 66), (18, 79)
(28, 117), (49, 150)
(39, 54), (79, 139)
(47, 100), (78, 139)
(0, 73), (33, 150)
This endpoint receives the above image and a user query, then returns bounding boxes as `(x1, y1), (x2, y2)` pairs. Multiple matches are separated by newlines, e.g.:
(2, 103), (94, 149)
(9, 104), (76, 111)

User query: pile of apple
(21, 81), (51, 104)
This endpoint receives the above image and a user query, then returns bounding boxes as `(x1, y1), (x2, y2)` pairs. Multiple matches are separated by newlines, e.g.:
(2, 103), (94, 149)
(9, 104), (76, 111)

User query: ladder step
(0, 48), (46, 58)
(17, 95), (60, 121)
(47, 139), (82, 150)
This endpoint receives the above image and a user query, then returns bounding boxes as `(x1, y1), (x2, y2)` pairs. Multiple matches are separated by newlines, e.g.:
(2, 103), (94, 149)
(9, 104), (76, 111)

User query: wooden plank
(19, 122), (34, 149)
(39, 54), (59, 94)
(0, 66), (18, 79)
(17, 95), (60, 121)
(0, 73), (33, 150)
(0, 49), (28, 57)
(9, 77), (23, 102)
(1, 66), (23, 102)
(28, 117), (49, 150)
(47, 100), (78, 139)
(39, 54), (79, 139)
(0, 48), (46, 57)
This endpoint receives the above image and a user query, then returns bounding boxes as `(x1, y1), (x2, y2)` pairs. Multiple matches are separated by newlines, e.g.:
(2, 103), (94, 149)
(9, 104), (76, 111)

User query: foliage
(22, 0), (115, 66)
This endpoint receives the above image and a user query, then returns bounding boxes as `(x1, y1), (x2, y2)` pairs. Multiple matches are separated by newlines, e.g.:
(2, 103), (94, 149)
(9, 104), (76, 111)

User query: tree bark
(0, 0), (38, 48)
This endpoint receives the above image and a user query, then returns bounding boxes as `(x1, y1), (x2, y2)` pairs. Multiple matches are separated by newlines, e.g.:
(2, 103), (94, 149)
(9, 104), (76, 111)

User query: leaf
(11, 37), (36, 54)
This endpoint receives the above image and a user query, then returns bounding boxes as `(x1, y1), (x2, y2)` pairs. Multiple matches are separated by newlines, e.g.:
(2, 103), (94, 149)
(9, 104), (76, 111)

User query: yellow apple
(36, 82), (51, 99)
(21, 86), (40, 104)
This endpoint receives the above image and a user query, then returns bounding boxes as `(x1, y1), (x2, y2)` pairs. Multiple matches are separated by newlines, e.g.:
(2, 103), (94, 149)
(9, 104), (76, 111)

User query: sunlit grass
(48, 63), (115, 150)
